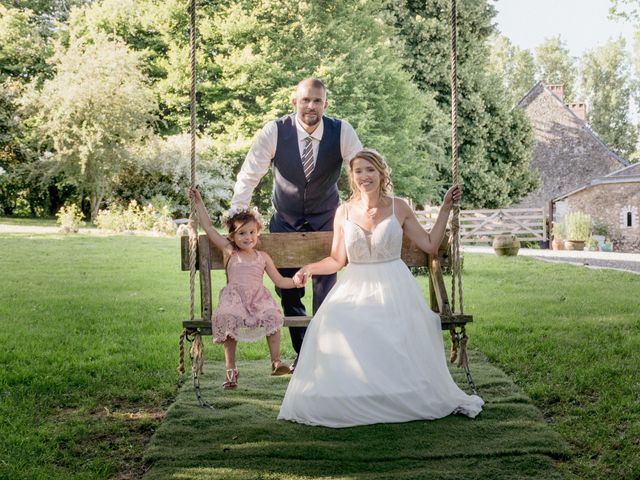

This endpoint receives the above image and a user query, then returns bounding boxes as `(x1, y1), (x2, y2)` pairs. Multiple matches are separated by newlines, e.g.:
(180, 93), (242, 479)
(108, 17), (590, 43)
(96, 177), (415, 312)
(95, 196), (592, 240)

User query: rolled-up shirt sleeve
(340, 120), (363, 163)
(230, 121), (278, 211)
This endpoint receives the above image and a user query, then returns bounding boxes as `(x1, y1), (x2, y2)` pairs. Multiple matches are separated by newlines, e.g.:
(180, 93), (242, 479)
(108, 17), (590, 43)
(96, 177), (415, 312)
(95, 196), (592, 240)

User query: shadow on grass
(144, 351), (569, 480)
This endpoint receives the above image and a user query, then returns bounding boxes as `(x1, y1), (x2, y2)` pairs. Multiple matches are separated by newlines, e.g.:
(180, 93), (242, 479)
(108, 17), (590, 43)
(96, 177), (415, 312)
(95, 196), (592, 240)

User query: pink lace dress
(212, 250), (284, 343)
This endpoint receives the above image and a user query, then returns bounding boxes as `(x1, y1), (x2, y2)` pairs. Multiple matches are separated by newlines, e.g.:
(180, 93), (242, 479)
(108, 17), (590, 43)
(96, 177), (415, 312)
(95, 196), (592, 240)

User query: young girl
(189, 187), (297, 389)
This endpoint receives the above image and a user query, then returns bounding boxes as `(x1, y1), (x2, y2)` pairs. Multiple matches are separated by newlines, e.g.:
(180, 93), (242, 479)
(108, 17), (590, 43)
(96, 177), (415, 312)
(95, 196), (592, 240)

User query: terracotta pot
(492, 234), (520, 256)
(551, 239), (564, 250)
(564, 240), (585, 251)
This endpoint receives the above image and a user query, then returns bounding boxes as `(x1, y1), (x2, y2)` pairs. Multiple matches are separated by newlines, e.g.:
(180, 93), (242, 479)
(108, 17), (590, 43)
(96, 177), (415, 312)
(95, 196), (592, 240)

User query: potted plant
(492, 234), (520, 256)
(586, 237), (599, 251)
(591, 222), (608, 250)
(564, 211), (591, 251)
(551, 222), (565, 250)
(601, 241), (614, 252)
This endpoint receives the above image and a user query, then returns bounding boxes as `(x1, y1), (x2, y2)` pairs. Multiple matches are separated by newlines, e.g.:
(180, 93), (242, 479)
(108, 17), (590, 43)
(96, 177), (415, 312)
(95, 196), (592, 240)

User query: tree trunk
(90, 191), (103, 222)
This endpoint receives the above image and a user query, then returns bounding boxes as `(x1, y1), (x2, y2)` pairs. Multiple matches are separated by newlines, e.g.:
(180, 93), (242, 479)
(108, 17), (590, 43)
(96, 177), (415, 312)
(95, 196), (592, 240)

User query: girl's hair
(223, 209), (263, 278)
(225, 209), (263, 240)
(348, 148), (393, 200)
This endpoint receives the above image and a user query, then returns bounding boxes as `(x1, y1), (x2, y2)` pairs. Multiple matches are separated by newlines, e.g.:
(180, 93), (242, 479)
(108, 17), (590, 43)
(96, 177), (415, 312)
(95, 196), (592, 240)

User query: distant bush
(95, 200), (176, 235)
(56, 204), (84, 233)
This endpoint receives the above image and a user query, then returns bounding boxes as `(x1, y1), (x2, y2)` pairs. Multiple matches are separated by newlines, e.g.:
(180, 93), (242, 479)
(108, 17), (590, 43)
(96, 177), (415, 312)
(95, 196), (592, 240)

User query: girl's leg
(266, 329), (281, 363)
(224, 337), (238, 370)
(223, 337), (239, 389)
(267, 330), (291, 375)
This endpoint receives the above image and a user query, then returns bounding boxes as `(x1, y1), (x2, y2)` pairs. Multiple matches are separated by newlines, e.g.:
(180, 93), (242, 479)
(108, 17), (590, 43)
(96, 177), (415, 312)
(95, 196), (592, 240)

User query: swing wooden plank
(180, 232), (472, 332)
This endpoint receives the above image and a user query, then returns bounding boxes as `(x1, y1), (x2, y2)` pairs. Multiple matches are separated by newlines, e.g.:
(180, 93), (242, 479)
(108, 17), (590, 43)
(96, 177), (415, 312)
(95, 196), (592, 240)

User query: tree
(488, 35), (537, 103)
(22, 33), (158, 219)
(67, 0), (441, 207)
(581, 38), (638, 159)
(535, 36), (577, 101)
(384, 0), (538, 208)
(0, 4), (52, 83)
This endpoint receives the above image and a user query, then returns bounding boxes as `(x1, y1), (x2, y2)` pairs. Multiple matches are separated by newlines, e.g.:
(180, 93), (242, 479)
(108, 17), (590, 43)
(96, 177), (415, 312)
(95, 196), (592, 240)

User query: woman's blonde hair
(348, 148), (393, 200)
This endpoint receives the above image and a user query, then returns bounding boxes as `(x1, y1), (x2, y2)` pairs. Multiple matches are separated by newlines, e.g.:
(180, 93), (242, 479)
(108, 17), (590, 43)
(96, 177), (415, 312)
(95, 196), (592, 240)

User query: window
(620, 205), (638, 229)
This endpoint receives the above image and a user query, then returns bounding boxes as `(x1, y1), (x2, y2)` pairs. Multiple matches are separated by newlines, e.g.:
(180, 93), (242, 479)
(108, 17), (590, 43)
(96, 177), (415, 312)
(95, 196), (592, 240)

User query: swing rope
(177, 0), (211, 407)
(447, 0), (474, 393)
(178, 0), (476, 399)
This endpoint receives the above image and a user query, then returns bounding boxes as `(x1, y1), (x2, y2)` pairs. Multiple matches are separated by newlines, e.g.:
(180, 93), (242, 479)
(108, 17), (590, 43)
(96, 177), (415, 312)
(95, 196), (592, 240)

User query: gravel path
(464, 246), (640, 275)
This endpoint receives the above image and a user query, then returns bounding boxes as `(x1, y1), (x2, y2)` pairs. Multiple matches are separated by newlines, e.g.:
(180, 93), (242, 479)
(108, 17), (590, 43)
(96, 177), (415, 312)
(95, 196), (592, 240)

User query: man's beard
(302, 112), (320, 125)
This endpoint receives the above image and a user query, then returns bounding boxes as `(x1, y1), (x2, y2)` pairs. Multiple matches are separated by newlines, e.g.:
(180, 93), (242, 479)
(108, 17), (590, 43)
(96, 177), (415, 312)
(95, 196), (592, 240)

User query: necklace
(365, 206), (378, 218)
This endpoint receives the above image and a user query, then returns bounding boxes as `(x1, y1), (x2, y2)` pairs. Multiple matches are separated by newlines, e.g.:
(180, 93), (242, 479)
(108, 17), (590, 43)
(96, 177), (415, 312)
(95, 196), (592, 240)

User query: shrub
(565, 211), (592, 241)
(56, 204), (84, 233)
(551, 221), (565, 240)
(95, 200), (176, 235)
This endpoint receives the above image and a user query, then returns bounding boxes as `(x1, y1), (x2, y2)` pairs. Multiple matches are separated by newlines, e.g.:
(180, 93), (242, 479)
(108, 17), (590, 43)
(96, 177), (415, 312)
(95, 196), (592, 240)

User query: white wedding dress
(278, 200), (484, 428)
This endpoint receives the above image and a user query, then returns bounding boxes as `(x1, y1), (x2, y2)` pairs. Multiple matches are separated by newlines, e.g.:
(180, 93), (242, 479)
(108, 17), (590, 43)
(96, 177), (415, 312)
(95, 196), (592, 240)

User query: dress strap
(391, 196), (395, 216)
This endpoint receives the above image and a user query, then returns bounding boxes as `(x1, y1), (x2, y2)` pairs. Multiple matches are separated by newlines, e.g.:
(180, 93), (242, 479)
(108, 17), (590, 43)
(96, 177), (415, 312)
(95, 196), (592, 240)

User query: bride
(278, 148), (484, 428)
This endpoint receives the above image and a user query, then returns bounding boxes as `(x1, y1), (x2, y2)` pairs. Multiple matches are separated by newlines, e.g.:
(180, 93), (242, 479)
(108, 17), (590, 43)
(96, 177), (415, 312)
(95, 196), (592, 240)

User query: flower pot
(493, 234), (520, 256)
(564, 240), (585, 251)
(551, 239), (564, 250)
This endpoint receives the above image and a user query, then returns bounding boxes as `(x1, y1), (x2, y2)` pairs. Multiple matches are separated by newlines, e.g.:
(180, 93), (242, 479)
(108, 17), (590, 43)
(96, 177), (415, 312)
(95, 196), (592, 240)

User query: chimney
(547, 84), (564, 101)
(568, 102), (587, 122)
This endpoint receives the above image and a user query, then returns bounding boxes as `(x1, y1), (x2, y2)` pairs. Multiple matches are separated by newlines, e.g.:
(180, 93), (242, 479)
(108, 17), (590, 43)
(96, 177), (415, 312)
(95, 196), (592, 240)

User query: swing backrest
(180, 232), (470, 331)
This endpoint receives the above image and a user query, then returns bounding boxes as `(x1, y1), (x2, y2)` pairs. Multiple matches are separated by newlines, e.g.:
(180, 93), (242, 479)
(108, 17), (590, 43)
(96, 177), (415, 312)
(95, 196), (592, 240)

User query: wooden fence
(415, 207), (546, 244)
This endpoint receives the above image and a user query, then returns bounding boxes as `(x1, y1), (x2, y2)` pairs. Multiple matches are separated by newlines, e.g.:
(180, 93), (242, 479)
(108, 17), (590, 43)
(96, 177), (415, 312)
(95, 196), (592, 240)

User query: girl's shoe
(222, 368), (239, 389)
(271, 361), (292, 376)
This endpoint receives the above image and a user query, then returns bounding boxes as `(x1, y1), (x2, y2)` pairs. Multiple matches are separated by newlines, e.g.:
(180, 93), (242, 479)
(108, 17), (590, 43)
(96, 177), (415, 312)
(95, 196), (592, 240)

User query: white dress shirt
(230, 116), (362, 211)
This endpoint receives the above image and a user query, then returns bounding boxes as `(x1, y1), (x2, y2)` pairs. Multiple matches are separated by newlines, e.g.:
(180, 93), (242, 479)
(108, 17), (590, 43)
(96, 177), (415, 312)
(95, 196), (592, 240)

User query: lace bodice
(343, 200), (403, 264)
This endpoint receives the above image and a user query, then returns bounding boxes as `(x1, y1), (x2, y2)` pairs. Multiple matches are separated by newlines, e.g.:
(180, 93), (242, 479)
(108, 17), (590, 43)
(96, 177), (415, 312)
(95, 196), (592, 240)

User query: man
(230, 78), (362, 370)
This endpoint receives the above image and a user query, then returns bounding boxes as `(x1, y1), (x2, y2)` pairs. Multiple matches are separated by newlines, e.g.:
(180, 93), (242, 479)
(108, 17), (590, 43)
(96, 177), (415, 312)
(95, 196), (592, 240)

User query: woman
(278, 148), (484, 428)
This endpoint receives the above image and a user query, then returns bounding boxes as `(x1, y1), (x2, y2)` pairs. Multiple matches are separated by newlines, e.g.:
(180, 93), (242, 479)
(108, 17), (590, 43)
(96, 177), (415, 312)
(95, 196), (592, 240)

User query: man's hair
(296, 78), (327, 97)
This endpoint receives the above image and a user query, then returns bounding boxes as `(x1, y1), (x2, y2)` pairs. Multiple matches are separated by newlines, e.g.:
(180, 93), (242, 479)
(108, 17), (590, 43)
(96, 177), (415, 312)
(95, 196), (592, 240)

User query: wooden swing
(178, 0), (476, 406)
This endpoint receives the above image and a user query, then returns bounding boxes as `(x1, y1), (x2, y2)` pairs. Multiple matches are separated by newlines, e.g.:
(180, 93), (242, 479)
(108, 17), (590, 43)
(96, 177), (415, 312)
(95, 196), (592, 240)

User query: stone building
(554, 163), (640, 252)
(513, 82), (628, 210)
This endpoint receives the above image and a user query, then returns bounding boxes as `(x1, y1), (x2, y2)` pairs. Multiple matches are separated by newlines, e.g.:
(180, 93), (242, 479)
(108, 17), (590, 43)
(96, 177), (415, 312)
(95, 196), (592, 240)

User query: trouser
(270, 212), (337, 354)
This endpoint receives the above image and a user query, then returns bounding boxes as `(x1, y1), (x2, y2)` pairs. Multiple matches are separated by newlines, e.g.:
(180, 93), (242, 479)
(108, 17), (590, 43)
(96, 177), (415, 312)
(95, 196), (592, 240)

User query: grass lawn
(0, 216), (58, 227)
(1, 232), (638, 479)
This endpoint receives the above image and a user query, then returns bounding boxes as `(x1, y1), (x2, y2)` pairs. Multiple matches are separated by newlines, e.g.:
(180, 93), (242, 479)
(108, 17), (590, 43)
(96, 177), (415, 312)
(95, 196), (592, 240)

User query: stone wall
(561, 182), (640, 252)
(514, 83), (625, 209)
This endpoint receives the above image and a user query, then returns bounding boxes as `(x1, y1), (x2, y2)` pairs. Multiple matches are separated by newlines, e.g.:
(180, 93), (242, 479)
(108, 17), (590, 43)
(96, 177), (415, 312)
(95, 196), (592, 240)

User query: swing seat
(180, 231), (472, 333)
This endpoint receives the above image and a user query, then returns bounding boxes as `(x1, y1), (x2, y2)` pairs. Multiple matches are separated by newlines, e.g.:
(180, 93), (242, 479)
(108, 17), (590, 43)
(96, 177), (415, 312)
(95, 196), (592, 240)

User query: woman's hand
(442, 184), (462, 210)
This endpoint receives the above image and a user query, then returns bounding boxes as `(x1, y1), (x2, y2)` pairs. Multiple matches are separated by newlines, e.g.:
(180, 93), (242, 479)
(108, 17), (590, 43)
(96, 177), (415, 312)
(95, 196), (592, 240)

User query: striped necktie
(301, 136), (314, 181)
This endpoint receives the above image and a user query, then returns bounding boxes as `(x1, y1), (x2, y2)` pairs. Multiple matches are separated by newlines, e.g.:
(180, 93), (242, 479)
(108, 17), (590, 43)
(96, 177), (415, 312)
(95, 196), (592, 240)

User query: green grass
(456, 255), (640, 480)
(0, 216), (57, 226)
(145, 353), (567, 480)
(0, 233), (638, 479)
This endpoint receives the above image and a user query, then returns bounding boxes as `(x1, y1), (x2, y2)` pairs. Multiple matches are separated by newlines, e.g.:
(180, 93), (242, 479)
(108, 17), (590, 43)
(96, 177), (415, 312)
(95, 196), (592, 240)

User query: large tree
(488, 35), (537, 103)
(384, 0), (537, 208)
(581, 38), (638, 159)
(67, 0), (443, 207)
(22, 33), (157, 219)
(535, 36), (577, 102)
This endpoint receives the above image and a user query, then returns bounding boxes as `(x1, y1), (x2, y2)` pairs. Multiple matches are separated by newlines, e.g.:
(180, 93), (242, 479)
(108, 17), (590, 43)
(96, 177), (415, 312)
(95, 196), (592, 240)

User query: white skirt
(278, 259), (484, 428)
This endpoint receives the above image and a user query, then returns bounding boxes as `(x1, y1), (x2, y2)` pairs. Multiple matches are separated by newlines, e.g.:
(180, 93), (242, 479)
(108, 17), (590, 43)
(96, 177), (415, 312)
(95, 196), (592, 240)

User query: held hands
(293, 267), (310, 288)
(442, 184), (463, 210)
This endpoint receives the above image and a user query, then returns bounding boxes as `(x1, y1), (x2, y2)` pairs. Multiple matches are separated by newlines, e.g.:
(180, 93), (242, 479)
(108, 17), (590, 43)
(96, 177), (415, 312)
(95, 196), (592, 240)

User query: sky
(493, 0), (637, 57)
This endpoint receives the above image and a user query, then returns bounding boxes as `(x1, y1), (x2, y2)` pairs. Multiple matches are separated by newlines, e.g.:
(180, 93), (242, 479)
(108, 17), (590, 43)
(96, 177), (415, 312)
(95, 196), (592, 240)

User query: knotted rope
(447, 0), (473, 393)
(176, 0), (212, 408)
